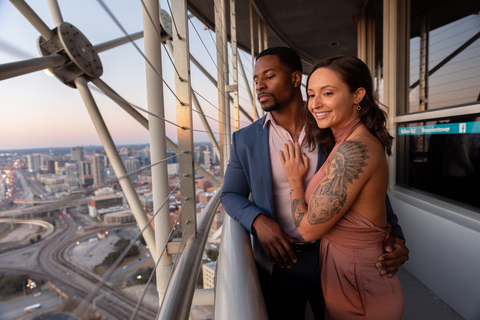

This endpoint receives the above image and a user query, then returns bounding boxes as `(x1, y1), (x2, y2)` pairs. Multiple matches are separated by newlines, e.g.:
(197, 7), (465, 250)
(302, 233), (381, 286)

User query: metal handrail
(157, 188), (222, 320)
(215, 215), (268, 319)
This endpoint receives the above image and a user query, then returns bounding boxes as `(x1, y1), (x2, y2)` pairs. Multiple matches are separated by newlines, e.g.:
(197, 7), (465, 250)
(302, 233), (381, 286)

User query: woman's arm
(281, 139), (381, 241)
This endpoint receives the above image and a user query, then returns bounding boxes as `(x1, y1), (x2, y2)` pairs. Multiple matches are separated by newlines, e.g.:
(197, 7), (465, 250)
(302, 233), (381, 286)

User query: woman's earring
(357, 104), (361, 111)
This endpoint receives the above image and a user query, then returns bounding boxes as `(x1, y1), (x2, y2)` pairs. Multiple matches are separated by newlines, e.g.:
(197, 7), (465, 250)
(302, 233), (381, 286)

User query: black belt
(293, 241), (316, 253)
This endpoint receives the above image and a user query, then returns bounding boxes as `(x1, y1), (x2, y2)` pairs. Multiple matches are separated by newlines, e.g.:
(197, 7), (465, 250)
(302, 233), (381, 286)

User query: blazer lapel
(256, 118), (276, 219)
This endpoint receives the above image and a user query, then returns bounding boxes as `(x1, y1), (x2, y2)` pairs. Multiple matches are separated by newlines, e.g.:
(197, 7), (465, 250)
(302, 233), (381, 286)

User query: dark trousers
(259, 246), (325, 320)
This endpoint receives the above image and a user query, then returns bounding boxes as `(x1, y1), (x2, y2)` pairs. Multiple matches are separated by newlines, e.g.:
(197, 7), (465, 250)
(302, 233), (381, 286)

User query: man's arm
(378, 194), (409, 277)
(221, 133), (297, 268)
(220, 133), (264, 233)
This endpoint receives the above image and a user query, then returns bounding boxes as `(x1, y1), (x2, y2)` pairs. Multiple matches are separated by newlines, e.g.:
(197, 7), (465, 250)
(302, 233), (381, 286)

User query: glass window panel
(397, 116), (480, 209)
(408, 14), (480, 114)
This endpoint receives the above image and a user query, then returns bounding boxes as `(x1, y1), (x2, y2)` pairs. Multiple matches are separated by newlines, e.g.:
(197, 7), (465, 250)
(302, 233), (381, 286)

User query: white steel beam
(47, 0), (63, 27)
(0, 54), (67, 81)
(142, 0), (172, 303)
(74, 76), (157, 260)
(94, 31), (144, 53)
(10, 0), (55, 41)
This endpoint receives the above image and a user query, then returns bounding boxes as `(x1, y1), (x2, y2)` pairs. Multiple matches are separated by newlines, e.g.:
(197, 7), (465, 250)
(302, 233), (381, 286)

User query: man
(221, 47), (409, 320)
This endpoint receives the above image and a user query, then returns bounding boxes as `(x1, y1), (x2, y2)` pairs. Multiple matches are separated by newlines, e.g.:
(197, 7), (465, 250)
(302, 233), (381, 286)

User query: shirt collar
(263, 112), (276, 129)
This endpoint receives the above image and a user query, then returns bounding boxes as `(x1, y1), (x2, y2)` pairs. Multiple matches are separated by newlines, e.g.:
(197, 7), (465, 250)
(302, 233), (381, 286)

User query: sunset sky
(0, 0), (257, 150)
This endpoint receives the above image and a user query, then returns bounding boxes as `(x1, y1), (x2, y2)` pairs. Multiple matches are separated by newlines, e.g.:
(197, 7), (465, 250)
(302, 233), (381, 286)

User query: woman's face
(307, 67), (364, 132)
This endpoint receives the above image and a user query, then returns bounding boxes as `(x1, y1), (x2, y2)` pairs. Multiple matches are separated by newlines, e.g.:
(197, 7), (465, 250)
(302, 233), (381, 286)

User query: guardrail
(215, 214), (268, 319)
(157, 188), (222, 320)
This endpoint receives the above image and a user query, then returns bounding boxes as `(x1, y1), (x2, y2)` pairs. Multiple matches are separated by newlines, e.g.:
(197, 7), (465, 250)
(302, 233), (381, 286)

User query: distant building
(80, 161), (93, 187)
(125, 157), (141, 182)
(210, 211), (224, 233)
(203, 150), (211, 167)
(202, 261), (216, 289)
(39, 174), (68, 193)
(88, 191), (123, 219)
(167, 163), (179, 176)
(91, 154), (106, 187)
(45, 160), (55, 174)
(27, 154), (42, 172)
(167, 150), (178, 164)
(71, 146), (84, 162)
(104, 209), (135, 224)
(65, 162), (81, 190)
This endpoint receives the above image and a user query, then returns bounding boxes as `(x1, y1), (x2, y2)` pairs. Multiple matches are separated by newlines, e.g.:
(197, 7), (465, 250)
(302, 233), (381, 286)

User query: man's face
(254, 55), (296, 112)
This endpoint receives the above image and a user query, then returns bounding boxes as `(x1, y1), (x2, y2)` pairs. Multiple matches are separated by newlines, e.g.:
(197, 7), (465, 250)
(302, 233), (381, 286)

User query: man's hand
(253, 214), (297, 268)
(376, 234), (409, 277)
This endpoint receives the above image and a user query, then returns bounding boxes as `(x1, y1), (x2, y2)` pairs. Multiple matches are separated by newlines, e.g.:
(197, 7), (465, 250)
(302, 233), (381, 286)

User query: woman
(280, 55), (404, 319)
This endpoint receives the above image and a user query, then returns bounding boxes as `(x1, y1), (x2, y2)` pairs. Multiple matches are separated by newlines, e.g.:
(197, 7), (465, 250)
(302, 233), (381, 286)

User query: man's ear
(355, 87), (366, 103)
(292, 70), (302, 88)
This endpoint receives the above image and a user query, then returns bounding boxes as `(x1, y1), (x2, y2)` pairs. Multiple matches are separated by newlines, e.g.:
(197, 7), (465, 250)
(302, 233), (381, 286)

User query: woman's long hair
(304, 55), (394, 156)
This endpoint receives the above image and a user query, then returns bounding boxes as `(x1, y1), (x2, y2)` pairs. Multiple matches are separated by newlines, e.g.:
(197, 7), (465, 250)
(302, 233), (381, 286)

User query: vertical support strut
(419, 13), (429, 112)
(172, 0), (197, 241)
(249, 0), (257, 122)
(263, 20), (268, 50)
(141, 0), (172, 303)
(383, 0), (410, 189)
(230, 0), (240, 131)
(357, 7), (375, 77)
(215, 0), (230, 177)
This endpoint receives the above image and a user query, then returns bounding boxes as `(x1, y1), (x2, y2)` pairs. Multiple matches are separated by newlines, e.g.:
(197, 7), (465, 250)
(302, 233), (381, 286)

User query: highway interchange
(0, 169), (158, 319)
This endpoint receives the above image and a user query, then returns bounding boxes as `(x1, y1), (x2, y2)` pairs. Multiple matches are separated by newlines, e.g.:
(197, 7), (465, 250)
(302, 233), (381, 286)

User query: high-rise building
(125, 157), (141, 182)
(46, 160), (55, 174)
(203, 150), (211, 167)
(136, 148), (150, 167)
(80, 161), (93, 187)
(65, 162), (81, 190)
(92, 154), (106, 187)
(27, 154), (42, 172)
(167, 150), (178, 164)
(71, 146), (85, 162)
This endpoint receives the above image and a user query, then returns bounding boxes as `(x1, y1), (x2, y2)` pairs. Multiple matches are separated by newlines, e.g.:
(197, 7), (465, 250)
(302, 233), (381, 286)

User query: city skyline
(0, 1), (256, 150)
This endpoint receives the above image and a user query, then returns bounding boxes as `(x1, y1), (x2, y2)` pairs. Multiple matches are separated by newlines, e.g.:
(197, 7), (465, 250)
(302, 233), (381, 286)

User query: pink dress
(305, 119), (404, 320)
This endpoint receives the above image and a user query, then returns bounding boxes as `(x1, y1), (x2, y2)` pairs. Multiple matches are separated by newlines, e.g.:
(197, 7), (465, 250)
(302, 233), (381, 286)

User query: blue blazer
(221, 115), (404, 239)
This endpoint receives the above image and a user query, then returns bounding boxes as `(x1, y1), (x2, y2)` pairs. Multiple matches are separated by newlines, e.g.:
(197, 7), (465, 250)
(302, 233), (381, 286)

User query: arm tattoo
(291, 198), (307, 227)
(308, 140), (369, 225)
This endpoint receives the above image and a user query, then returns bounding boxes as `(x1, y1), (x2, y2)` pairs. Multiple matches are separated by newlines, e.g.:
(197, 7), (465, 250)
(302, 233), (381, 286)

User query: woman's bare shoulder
(343, 126), (387, 167)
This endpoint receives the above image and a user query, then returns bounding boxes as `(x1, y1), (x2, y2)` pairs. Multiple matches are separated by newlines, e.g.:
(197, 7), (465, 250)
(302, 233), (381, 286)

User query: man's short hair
(256, 47), (303, 73)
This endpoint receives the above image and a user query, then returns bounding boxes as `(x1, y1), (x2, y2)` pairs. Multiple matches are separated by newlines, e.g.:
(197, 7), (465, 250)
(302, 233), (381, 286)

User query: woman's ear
(354, 87), (366, 104)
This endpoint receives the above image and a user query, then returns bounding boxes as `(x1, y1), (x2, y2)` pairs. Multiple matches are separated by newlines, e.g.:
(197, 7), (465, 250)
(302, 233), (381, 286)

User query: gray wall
(389, 188), (480, 320)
